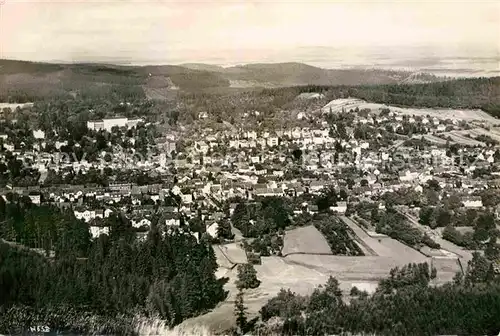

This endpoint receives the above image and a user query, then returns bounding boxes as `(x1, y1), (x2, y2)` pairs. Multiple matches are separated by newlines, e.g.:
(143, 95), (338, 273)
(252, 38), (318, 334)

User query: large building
(87, 117), (143, 131)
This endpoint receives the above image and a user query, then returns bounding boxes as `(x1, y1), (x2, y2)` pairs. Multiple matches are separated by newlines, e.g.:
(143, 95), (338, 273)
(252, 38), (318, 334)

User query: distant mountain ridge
(0, 59), (446, 101)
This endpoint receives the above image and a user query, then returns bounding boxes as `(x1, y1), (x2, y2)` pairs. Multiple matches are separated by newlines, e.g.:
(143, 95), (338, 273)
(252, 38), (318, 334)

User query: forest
(0, 196), (227, 334)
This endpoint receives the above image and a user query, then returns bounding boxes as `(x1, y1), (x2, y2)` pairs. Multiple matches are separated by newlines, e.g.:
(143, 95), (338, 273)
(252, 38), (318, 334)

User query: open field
(451, 127), (500, 142)
(322, 98), (500, 125)
(440, 131), (487, 146)
(341, 216), (425, 260)
(282, 225), (332, 255)
(395, 208), (473, 264)
(204, 215), (464, 333)
(0, 102), (34, 109)
(215, 243), (247, 265)
(412, 134), (450, 145)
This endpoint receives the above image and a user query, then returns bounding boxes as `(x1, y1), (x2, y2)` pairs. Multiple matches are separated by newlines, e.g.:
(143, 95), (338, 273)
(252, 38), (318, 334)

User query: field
(214, 243), (247, 268)
(412, 134), (449, 145)
(450, 127), (500, 142)
(0, 102), (34, 109)
(322, 98), (500, 125)
(200, 216), (464, 333)
(282, 225), (332, 255)
(440, 131), (487, 146)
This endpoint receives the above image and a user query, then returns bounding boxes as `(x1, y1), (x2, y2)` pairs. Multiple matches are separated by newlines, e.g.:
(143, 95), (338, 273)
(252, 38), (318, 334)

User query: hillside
(0, 59), (444, 102)
(221, 62), (440, 86)
(0, 60), (231, 102)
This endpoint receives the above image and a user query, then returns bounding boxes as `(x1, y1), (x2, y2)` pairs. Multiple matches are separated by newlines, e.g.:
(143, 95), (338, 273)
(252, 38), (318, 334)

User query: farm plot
(341, 216), (425, 260)
(322, 98), (500, 124)
(282, 225), (332, 256)
(431, 258), (462, 285)
(457, 128), (500, 142)
(218, 243), (247, 264)
(284, 255), (411, 281)
(412, 134), (450, 145)
(441, 132), (487, 146)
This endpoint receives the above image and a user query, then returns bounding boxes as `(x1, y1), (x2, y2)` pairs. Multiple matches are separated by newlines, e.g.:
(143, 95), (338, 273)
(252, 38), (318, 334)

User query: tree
(434, 207), (452, 228)
(465, 252), (495, 286)
(236, 263), (260, 290)
(419, 206), (434, 226)
(217, 219), (234, 241)
(473, 212), (495, 242)
(291, 148), (302, 162)
(316, 186), (338, 212)
(426, 179), (441, 191)
(234, 289), (247, 334)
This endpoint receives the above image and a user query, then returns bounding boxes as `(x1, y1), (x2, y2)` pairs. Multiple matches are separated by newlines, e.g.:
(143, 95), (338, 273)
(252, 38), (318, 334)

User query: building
(87, 117), (144, 131)
(330, 201), (348, 214)
(462, 196), (483, 208)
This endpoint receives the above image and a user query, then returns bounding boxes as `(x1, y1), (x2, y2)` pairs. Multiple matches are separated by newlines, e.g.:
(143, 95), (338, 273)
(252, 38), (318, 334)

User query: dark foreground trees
(0, 222), (227, 334)
(256, 258), (500, 336)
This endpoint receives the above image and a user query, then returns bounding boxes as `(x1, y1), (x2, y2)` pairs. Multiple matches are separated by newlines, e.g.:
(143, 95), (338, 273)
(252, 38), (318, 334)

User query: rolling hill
(0, 59), (445, 102)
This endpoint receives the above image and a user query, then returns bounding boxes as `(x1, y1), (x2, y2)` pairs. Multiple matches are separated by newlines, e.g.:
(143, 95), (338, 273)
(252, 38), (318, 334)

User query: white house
(28, 195), (41, 204)
(132, 218), (152, 228)
(267, 137), (279, 147)
(207, 222), (219, 238)
(330, 202), (347, 214)
(462, 196), (483, 208)
(86, 117), (143, 131)
(90, 226), (110, 239)
(33, 129), (46, 139)
(399, 170), (419, 182)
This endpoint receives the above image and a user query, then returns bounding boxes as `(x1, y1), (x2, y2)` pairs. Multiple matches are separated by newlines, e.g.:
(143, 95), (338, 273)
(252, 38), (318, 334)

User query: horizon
(0, 1), (498, 71)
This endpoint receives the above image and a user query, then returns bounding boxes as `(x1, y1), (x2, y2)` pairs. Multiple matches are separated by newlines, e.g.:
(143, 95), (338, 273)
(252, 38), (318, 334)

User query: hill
(179, 63), (226, 72)
(0, 60), (231, 102)
(221, 62), (440, 86)
(0, 59), (444, 102)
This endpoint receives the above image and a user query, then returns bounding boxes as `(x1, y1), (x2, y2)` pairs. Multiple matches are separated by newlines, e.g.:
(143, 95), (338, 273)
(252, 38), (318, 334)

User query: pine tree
(234, 289), (247, 334)
(236, 263), (260, 290)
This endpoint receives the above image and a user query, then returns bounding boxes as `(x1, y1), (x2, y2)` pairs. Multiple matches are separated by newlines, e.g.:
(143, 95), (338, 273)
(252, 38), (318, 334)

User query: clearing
(202, 214), (466, 333)
(322, 98), (500, 125)
(440, 131), (487, 146)
(282, 225), (332, 256)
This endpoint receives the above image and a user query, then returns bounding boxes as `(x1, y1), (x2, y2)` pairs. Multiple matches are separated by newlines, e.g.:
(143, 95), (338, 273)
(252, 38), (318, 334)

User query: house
(206, 222), (219, 238)
(267, 137), (279, 147)
(28, 194), (41, 205)
(462, 196), (483, 208)
(308, 204), (319, 214)
(89, 226), (110, 239)
(399, 170), (419, 182)
(164, 213), (181, 226)
(74, 209), (97, 222)
(87, 117), (127, 131)
(131, 218), (152, 228)
(330, 201), (347, 214)
(181, 193), (193, 204)
(33, 129), (46, 139)
(309, 180), (326, 193)
(436, 125), (446, 133)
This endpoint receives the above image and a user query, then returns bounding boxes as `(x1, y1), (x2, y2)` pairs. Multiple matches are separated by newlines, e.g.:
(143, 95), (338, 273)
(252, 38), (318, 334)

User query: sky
(0, 0), (498, 65)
